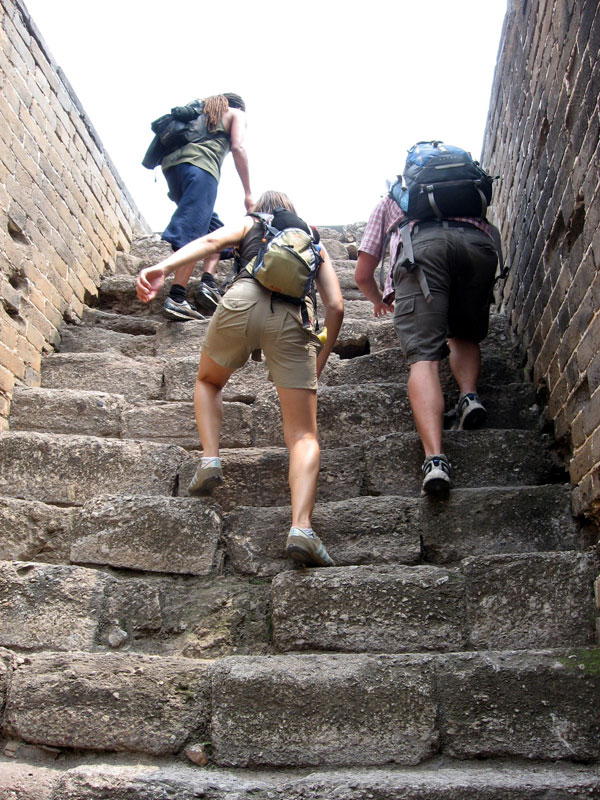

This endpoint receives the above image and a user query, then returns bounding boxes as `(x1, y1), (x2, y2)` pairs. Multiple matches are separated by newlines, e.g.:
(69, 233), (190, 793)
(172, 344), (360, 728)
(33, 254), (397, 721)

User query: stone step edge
(1, 752), (599, 796)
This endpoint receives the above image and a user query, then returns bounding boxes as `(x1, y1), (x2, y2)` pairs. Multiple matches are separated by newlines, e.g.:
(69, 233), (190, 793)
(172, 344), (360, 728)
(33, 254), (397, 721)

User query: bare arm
(314, 246), (344, 377)
(227, 109), (253, 212)
(355, 251), (394, 317)
(136, 218), (252, 303)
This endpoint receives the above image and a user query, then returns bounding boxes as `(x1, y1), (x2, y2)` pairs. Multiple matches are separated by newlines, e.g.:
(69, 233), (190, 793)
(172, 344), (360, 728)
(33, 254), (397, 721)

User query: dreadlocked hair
(203, 95), (229, 132)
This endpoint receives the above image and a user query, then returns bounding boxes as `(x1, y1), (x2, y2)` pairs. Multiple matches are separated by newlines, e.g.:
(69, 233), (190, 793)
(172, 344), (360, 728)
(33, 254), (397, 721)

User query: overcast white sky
(23, 0), (507, 232)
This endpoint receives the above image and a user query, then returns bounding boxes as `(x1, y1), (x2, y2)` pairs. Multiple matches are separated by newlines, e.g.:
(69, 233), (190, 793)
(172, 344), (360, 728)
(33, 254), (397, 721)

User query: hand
(136, 265), (166, 303)
(244, 193), (254, 212)
(373, 300), (394, 318)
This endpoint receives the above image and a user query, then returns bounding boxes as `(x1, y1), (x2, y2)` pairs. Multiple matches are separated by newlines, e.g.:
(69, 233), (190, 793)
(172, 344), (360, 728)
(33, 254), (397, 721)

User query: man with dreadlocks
(159, 92), (253, 321)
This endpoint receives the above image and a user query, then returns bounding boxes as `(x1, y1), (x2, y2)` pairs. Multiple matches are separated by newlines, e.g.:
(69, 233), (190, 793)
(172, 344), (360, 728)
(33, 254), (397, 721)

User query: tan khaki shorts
(203, 279), (322, 390)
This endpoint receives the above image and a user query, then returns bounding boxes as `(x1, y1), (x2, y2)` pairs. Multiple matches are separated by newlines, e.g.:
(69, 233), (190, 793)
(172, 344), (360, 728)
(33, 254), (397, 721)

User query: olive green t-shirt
(161, 116), (231, 181)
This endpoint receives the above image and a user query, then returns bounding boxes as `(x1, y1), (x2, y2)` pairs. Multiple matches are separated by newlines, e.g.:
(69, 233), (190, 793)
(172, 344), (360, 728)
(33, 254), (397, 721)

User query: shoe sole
(162, 308), (203, 322)
(188, 474), (223, 496)
(422, 476), (451, 495)
(286, 543), (334, 568)
(459, 406), (487, 430)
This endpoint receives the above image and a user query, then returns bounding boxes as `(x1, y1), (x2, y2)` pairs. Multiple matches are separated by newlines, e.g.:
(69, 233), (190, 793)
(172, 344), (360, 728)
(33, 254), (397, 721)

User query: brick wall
(0, 0), (149, 429)
(482, 0), (600, 524)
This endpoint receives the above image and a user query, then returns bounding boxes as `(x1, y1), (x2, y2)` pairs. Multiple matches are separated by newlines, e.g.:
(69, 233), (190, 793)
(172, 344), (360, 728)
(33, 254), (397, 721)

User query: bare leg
(448, 337), (481, 396)
(407, 360), (444, 456)
(194, 351), (234, 456)
(202, 252), (221, 277)
(172, 262), (198, 289)
(277, 387), (319, 529)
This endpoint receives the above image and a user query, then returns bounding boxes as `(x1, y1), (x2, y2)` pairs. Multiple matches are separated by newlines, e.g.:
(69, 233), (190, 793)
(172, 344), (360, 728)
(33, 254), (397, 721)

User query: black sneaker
(162, 297), (205, 322)
(421, 454), (451, 495)
(195, 281), (222, 315)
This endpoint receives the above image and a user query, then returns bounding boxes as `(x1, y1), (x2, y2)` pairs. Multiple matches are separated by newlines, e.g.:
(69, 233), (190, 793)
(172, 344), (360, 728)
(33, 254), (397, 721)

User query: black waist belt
(412, 219), (480, 235)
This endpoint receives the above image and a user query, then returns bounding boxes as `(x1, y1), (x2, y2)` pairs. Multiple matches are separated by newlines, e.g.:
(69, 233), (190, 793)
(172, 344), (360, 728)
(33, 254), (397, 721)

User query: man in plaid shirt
(355, 190), (500, 495)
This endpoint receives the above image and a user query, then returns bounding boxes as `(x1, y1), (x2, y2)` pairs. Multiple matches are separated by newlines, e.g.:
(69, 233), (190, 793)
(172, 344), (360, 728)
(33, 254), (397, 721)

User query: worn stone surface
(80, 309), (161, 337)
(420, 485), (583, 564)
(0, 497), (76, 563)
(153, 319), (209, 360)
(5, 652), (212, 755)
(71, 496), (221, 576)
(0, 562), (105, 650)
(164, 356), (268, 402)
(272, 565), (466, 653)
(43, 760), (600, 799)
(438, 649), (600, 761)
(41, 353), (165, 402)
(56, 325), (157, 358)
(212, 654), (438, 767)
(122, 401), (253, 450)
(0, 432), (184, 505)
(364, 430), (565, 496)
(462, 552), (599, 649)
(223, 495), (421, 577)
(98, 574), (270, 658)
(179, 446), (364, 511)
(10, 388), (126, 438)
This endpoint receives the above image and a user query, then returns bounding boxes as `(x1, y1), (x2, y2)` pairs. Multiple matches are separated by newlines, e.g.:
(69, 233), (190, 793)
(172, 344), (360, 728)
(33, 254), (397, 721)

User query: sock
(201, 272), (217, 286)
(289, 527), (316, 539)
(168, 283), (186, 303)
(201, 456), (221, 468)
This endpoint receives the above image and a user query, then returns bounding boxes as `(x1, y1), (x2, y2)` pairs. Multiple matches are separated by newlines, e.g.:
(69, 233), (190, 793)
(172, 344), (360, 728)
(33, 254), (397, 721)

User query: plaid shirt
(359, 196), (495, 303)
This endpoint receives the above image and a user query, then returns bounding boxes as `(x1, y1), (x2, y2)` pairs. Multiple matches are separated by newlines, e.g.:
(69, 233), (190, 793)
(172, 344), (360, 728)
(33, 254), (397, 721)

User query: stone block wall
(0, 0), (149, 430)
(482, 0), (600, 524)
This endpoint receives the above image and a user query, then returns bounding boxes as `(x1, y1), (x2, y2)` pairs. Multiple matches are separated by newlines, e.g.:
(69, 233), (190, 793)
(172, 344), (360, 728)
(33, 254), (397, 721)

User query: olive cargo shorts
(203, 279), (322, 390)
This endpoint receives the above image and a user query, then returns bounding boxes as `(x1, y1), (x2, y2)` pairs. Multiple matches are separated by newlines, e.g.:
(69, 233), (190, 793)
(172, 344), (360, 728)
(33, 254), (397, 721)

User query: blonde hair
(253, 191), (297, 215)
(203, 94), (229, 132)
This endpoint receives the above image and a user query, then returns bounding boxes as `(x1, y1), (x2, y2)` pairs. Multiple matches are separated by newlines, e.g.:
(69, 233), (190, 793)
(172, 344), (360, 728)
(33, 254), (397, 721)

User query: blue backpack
(390, 141), (494, 220)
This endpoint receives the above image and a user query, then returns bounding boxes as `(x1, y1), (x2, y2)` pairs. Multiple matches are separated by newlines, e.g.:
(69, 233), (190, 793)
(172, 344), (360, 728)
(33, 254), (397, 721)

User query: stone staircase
(0, 230), (599, 798)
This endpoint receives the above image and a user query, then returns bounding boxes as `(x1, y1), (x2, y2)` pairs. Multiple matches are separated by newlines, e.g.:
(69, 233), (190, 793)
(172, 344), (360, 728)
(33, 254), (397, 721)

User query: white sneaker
(456, 393), (487, 430)
(421, 454), (451, 495)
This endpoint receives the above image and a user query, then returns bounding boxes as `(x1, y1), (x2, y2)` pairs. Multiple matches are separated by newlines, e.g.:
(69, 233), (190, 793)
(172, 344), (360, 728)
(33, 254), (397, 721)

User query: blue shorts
(161, 163), (224, 251)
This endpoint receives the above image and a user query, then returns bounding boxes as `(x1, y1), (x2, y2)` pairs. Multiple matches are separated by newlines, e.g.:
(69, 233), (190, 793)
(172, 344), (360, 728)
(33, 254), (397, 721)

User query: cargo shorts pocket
(221, 296), (258, 312)
(394, 296), (416, 318)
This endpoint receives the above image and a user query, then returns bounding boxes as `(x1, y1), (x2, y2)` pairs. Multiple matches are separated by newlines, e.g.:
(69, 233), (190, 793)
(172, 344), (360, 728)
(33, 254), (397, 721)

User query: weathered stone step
(3, 647), (598, 765)
(0, 558), (270, 657)
(0, 432), (184, 505)
(223, 485), (582, 576)
(271, 552), (599, 653)
(180, 445), (364, 511)
(56, 324), (157, 358)
(41, 352), (166, 401)
(4, 755), (600, 799)
(252, 382), (538, 448)
(0, 494), (222, 575)
(2, 649), (212, 756)
(362, 429), (565, 496)
(10, 381), (538, 449)
(211, 649), (600, 766)
(0, 484), (581, 577)
(178, 430), (565, 512)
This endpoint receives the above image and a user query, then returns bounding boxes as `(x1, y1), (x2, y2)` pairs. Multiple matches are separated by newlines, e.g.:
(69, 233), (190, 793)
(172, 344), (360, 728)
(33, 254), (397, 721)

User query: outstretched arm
(136, 219), (250, 303)
(314, 246), (344, 377)
(355, 251), (394, 317)
(228, 109), (253, 211)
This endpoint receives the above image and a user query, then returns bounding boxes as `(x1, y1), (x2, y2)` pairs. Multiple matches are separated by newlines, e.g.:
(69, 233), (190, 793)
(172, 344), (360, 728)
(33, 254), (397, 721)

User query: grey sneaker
(195, 280), (222, 314)
(162, 297), (205, 322)
(188, 460), (223, 496)
(421, 454), (451, 495)
(456, 392), (487, 430)
(285, 528), (335, 568)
